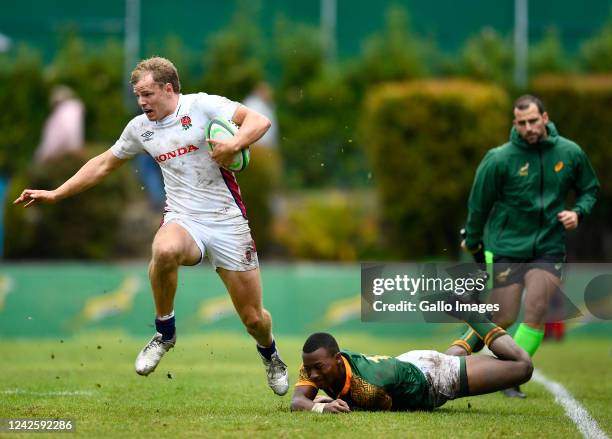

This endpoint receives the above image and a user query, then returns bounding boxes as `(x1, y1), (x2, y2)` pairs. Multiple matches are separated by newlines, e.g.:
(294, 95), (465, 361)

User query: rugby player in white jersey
(13, 57), (289, 396)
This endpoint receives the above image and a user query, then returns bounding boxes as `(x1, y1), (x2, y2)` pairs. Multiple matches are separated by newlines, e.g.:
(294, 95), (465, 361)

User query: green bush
(48, 35), (128, 143)
(0, 35), (127, 178)
(274, 18), (363, 188)
(346, 5), (428, 92)
(360, 79), (509, 259)
(196, 1), (265, 101)
(0, 46), (49, 175)
(459, 28), (514, 87)
(529, 28), (573, 76)
(273, 191), (378, 261)
(531, 74), (612, 259)
(581, 16), (612, 72)
(5, 147), (135, 260)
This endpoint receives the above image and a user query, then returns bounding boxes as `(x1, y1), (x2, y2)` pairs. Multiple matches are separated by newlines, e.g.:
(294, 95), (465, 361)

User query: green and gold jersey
(296, 350), (433, 411)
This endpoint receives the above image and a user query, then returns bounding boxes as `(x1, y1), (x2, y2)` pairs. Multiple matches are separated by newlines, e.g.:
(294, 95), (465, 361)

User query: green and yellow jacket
(465, 122), (599, 258)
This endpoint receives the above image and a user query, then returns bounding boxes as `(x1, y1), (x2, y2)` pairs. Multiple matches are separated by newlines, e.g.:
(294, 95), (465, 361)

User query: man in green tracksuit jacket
(450, 95), (599, 398)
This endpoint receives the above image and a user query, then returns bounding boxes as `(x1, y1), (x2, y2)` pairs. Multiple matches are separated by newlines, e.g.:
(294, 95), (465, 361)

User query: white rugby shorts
(396, 350), (462, 407)
(162, 212), (258, 271)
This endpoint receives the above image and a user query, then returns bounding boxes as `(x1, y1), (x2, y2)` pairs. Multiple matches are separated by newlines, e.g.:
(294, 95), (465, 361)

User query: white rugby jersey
(111, 93), (247, 222)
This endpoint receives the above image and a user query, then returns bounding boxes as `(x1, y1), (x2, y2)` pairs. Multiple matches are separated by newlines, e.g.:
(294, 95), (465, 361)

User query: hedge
(273, 190), (378, 261)
(5, 147), (135, 260)
(361, 79), (509, 259)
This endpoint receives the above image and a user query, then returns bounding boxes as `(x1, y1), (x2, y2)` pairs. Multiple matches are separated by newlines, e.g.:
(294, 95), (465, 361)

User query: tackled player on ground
(291, 316), (532, 413)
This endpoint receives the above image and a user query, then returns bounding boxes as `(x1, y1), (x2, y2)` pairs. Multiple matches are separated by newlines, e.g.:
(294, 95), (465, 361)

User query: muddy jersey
(111, 93), (247, 222)
(296, 350), (433, 411)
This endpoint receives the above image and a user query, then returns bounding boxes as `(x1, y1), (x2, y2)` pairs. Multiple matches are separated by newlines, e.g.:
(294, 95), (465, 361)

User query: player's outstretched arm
(290, 386), (350, 414)
(13, 149), (128, 208)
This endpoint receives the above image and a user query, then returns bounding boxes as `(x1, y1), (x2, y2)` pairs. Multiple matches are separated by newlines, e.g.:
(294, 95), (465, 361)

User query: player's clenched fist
(323, 399), (351, 413)
(13, 189), (58, 208)
(557, 210), (578, 230)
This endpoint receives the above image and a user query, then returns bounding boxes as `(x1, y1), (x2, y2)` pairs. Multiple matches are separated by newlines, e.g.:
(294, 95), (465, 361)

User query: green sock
(485, 250), (494, 289)
(452, 326), (484, 353)
(513, 323), (544, 357)
(465, 311), (506, 347)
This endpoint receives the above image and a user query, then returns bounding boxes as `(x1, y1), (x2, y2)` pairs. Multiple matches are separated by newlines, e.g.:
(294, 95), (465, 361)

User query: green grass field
(1, 332), (610, 438)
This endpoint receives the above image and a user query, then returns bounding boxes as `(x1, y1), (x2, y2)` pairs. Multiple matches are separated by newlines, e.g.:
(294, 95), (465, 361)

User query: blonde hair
(131, 57), (181, 93)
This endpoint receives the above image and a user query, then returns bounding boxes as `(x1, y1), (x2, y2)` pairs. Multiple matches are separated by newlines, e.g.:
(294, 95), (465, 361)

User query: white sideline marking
(2, 389), (94, 396)
(533, 370), (609, 439)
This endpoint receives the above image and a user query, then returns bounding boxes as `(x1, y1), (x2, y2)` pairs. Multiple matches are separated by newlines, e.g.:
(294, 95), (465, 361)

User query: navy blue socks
(257, 339), (277, 360)
(155, 311), (175, 341)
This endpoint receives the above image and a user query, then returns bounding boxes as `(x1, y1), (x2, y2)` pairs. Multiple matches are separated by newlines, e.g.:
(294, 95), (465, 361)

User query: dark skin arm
(290, 385), (351, 413)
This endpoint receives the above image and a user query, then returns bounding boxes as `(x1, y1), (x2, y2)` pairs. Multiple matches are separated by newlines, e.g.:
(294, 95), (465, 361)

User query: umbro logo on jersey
(141, 131), (154, 142)
(154, 145), (199, 163)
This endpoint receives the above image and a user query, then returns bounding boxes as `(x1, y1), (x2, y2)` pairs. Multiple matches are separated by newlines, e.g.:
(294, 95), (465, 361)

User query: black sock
(155, 316), (176, 341)
(257, 339), (276, 361)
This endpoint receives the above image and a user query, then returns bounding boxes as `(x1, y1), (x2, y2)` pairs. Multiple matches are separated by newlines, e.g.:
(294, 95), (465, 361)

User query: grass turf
(0, 332), (610, 438)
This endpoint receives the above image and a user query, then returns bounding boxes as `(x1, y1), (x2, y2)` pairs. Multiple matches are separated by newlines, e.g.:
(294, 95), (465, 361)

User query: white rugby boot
(135, 332), (176, 376)
(260, 351), (289, 396)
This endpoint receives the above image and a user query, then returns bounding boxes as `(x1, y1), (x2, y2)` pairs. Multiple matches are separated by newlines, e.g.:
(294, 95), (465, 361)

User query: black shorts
(492, 255), (565, 287)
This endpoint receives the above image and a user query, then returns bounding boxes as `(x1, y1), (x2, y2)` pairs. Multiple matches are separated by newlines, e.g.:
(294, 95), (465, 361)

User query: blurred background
(0, 0), (611, 338)
(0, 0), (612, 261)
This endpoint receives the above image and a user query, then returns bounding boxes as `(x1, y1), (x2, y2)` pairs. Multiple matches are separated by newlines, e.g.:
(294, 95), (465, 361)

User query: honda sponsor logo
(154, 145), (199, 163)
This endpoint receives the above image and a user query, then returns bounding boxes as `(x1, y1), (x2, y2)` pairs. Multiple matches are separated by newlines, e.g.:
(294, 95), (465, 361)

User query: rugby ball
(206, 117), (250, 172)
